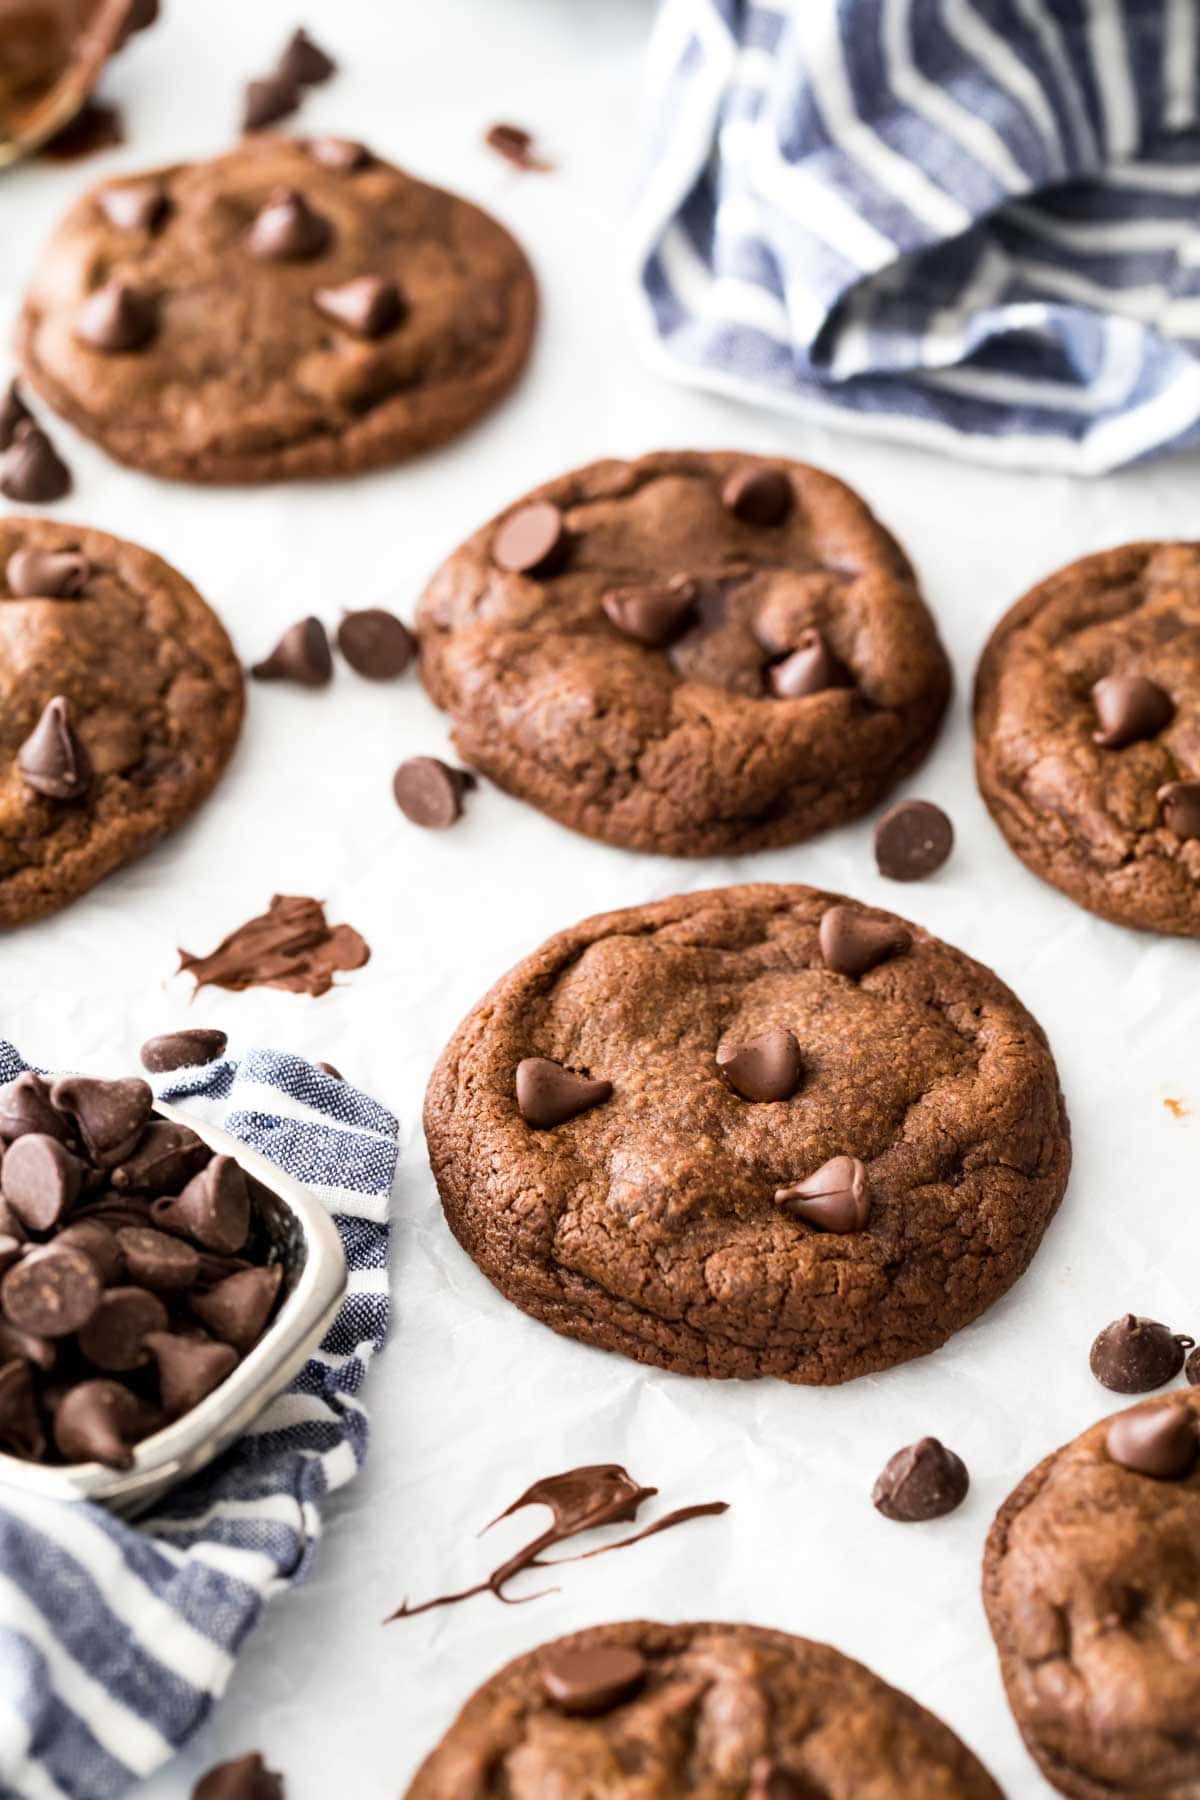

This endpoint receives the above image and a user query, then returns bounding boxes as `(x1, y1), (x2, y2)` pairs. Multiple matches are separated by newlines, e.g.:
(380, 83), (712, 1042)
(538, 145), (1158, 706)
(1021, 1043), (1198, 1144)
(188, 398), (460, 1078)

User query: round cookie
(975, 541), (1200, 935)
(983, 1390), (1200, 1798)
(0, 517), (243, 926)
(406, 1619), (1003, 1798)
(416, 451), (950, 856)
(424, 883), (1070, 1384)
(17, 134), (537, 483)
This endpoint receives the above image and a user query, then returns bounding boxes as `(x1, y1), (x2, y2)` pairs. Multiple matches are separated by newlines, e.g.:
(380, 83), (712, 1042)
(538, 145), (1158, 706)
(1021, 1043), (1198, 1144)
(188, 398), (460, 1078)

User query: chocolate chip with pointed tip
(140, 1028), (228, 1074)
(0, 1362), (44, 1460)
(78, 1287), (168, 1372)
(53, 1378), (147, 1469)
(2, 1245), (102, 1337)
(110, 1121), (211, 1195)
(242, 74), (301, 133)
(0, 1321), (55, 1372)
(1092, 673), (1174, 749)
(307, 136), (370, 171)
(515, 1058), (613, 1129)
(721, 464), (793, 527)
(818, 905), (911, 979)
(874, 798), (954, 881)
(98, 181), (169, 231)
(51, 1076), (152, 1168)
(768, 628), (851, 699)
(314, 275), (405, 339)
(1090, 1314), (1192, 1393)
(0, 422), (71, 503)
(56, 1221), (124, 1285)
(193, 1751), (284, 1800)
(251, 616), (332, 686)
(392, 756), (475, 829)
(1106, 1402), (1198, 1479)
(152, 1155), (250, 1255)
(0, 1073), (73, 1147)
(6, 547), (90, 598)
(18, 697), (93, 802)
(114, 1226), (200, 1293)
(336, 609), (415, 679)
(189, 1263), (283, 1352)
(147, 1331), (238, 1418)
(75, 280), (157, 352)
(716, 1029), (803, 1103)
(277, 26), (336, 86)
(1, 1135), (82, 1232)
(492, 501), (567, 575)
(602, 576), (696, 648)
(1158, 780), (1200, 839)
(775, 1155), (870, 1233)
(873, 1437), (969, 1521)
(245, 189), (331, 260)
(0, 381), (32, 452)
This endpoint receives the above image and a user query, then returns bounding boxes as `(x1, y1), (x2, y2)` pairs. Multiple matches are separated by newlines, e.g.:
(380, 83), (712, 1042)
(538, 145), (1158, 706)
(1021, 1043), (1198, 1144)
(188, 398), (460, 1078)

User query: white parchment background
(3, 3), (1199, 1794)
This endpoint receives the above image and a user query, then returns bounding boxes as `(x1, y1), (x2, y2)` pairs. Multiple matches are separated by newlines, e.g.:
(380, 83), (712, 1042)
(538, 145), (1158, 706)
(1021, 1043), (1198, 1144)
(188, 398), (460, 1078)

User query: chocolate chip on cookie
(1106, 1401), (1198, 1478)
(313, 275), (405, 338)
(17, 696), (93, 801)
(721, 463), (793, 527)
(1158, 780), (1200, 839)
(6, 546), (89, 597)
(75, 280), (156, 352)
(819, 904), (911, 978)
(542, 1647), (646, 1716)
(97, 180), (170, 232)
(1090, 1313), (1192, 1393)
(515, 1058), (612, 1129)
(1092, 673), (1174, 748)
(716, 1030), (803, 1103)
(246, 188), (331, 261)
(602, 576), (696, 648)
(492, 501), (567, 576)
(775, 1155), (870, 1232)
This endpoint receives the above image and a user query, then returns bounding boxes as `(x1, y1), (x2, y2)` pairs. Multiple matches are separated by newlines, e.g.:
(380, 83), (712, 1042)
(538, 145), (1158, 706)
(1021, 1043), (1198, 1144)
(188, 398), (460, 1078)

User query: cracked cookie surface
(17, 135), (536, 483)
(405, 1619), (1003, 1798)
(423, 883), (1070, 1384)
(975, 541), (1200, 935)
(984, 1390), (1200, 1798)
(416, 451), (950, 856)
(0, 516), (243, 925)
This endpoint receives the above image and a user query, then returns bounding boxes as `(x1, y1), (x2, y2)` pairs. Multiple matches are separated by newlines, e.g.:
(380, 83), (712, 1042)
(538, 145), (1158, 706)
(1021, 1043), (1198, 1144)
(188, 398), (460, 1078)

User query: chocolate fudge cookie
(416, 452), (950, 855)
(17, 135), (536, 483)
(405, 1619), (1002, 1798)
(975, 542), (1200, 935)
(0, 517), (243, 925)
(984, 1390), (1200, 1797)
(424, 883), (1069, 1383)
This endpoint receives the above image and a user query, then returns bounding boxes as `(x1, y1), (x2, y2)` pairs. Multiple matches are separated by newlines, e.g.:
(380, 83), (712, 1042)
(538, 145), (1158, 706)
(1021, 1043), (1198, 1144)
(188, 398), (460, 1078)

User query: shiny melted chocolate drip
(387, 1462), (728, 1621)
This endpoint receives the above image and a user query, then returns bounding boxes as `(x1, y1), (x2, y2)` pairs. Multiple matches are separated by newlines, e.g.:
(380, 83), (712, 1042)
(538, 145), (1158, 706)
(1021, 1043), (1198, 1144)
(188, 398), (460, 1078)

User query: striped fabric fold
(633, 0), (1200, 472)
(0, 1040), (398, 1800)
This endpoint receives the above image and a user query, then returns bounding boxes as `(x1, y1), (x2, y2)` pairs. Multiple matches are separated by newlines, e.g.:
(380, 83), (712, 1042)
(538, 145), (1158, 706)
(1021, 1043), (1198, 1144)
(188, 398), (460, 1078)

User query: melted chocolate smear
(178, 895), (370, 998)
(386, 1462), (727, 1622)
(39, 97), (123, 160)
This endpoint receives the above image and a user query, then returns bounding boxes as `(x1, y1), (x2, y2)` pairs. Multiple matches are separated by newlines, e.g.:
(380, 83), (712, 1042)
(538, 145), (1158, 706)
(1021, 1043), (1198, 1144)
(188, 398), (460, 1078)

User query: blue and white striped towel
(634, 0), (1200, 473)
(0, 1038), (398, 1800)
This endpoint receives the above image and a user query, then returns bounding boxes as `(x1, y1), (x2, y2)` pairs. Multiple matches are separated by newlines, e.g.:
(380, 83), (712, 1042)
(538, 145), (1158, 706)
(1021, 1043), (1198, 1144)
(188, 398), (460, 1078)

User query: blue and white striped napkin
(0, 1039), (398, 1800)
(634, 0), (1200, 473)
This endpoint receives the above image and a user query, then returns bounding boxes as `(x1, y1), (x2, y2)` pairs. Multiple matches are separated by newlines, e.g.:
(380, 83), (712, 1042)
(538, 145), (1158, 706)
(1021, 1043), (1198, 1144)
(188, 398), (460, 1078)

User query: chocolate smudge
(178, 895), (370, 999)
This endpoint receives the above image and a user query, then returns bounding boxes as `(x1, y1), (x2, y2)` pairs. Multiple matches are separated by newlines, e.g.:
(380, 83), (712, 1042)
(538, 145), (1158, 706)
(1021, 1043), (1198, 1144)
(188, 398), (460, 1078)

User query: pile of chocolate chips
(0, 1072), (284, 1471)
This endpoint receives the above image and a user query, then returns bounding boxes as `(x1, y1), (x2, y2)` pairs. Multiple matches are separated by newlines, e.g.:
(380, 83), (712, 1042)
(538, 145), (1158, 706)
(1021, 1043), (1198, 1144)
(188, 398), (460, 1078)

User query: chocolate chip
(277, 26), (336, 85)
(251, 617), (333, 686)
(314, 275), (405, 338)
(242, 74), (301, 133)
(0, 381), (32, 452)
(515, 1058), (613, 1129)
(245, 189), (331, 261)
(17, 697), (93, 802)
(98, 181), (169, 231)
(1092, 673), (1174, 749)
(819, 905), (911, 979)
(78, 1287), (168, 1372)
(307, 136), (370, 171)
(768, 629), (850, 699)
(1106, 1402), (1198, 1479)
(75, 280), (157, 352)
(152, 1155), (250, 1254)
(147, 1331), (239, 1420)
(484, 122), (552, 172)
(721, 465), (793, 527)
(602, 577), (697, 648)
(492, 502), (567, 576)
(0, 422), (71, 503)
(2, 1245), (102, 1337)
(541, 1646), (646, 1716)
(110, 1121), (211, 1195)
(873, 1437), (969, 1521)
(6, 547), (90, 598)
(874, 799), (954, 881)
(56, 1220), (124, 1285)
(115, 1226), (200, 1294)
(53, 1378), (148, 1469)
(1188, 1346), (1200, 1385)
(716, 1029), (803, 1103)
(315, 1061), (343, 1080)
(1158, 780), (1200, 839)
(775, 1155), (870, 1233)
(1090, 1314), (1192, 1393)
(336, 609), (415, 678)
(392, 757), (475, 829)
(51, 1076), (152, 1168)
(140, 1028), (228, 1074)
(190, 1264), (283, 1353)
(0, 1321), (55, 1372)
(193, 1751), (285, 1800)
(1, 1135), (82, 1232)
(0, 1361), (44, 1458)
(0, 1073), (72, 1146)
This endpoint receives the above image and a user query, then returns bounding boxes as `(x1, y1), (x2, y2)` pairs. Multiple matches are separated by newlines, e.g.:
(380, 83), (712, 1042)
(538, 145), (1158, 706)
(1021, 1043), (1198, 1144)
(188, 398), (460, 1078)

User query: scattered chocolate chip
(251, 617), (333, 687)
(0, 1074), (72, 1146)
(6, 547), (90, 599)
(1090, 1314), (1192, 1393)
(18, 697), (93, 802)
(315, 1061), (343, 1080)
(1158, 780), (1200, 839)
(51, 1076), (152, 1168)
(0, 381), (32, 452)
(242, 74), (300, 133)
(115, 1227), (200, 1294)
(2, 1244), (102, 1337)
(1, 1135), (82, 1232)
(314, 275), (404, 338)
(1092, 673), (1174, 749)
(98, 181), (169, 231)
(602, 577), (697, 648)
(77, 1287), (168, 1372)
(245, 189), (331, 260)
(1106, 1402), (1198, 1479)
(336, 608), (415, 678)
(874, 798), (954, 881)
(775, 1155), (870, 1233)
(110, 1121), (211, 1196)
(152, 1155), (250, 1255)
(307, 136), (370, 172)
(0, 422), (71, 503)
(541, 1646), (646, 1716)
(873, 1437), (969, 1521)
(768, 629), (850, 699)
(819, 905), (911, 979)
(0, 1362), (44, 1459)
(53, 1378), (147, 1469)
(716, 1029), (803, 1103)
(75, 280), (157, 352)
(140, 1029), (228, 1074)
(147, 1332), (239, 1420)
(392, 757), (475, 829)
(515, 1058), (613, 1129)
(193, 1750), (285, 1800)
(277, 26), (336, 85)
(492, 502), (566, 576)
(484, 122), (553, 172)
(721, 464), (793, 528)
(56, 1220), (124, 1285)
